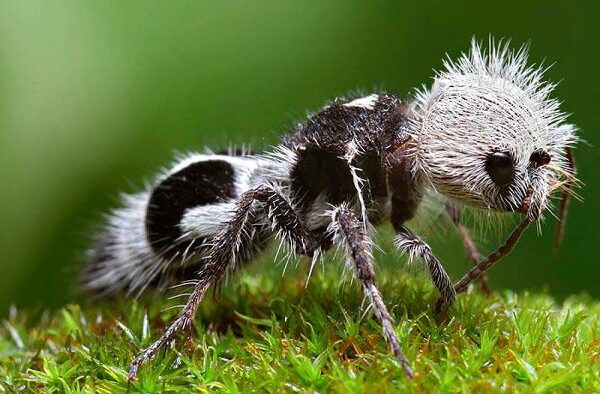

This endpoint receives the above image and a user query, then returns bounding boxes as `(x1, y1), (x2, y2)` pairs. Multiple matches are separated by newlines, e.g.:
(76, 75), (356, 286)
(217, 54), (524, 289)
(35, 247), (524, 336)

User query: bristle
(410, 37), (578, 220)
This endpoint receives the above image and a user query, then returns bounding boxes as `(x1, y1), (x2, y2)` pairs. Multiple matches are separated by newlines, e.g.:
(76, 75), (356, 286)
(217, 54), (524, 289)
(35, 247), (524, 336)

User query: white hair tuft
(409, 37), (578, 217)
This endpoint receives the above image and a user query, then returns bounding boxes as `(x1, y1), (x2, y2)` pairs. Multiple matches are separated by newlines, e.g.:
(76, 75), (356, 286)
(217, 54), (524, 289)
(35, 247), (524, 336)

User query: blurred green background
(0, 1), (598, 316)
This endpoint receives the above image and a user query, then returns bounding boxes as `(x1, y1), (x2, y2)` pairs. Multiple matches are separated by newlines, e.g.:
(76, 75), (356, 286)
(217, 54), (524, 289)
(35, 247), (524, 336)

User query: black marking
(146, 160), (237, 260)
(287, 94), (403, 221)
(485, 151), (515, 188)
(530, 149), (551, 168)
(291, 147), (355, 207)
(285, 94), (402, 155)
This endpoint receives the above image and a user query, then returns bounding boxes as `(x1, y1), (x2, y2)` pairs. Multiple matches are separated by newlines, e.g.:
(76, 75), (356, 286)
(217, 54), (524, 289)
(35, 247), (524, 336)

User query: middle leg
(328, 204), (414, 379)
(395, 226), (456, 311)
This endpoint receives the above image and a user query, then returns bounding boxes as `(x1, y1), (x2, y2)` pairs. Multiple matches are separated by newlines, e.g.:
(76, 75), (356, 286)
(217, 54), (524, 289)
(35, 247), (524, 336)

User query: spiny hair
(409, 38), (578, 218)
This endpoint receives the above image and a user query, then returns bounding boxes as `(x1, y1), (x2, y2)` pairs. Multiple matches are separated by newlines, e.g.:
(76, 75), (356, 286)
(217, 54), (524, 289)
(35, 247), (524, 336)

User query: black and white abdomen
(146, 158), (238, 261)
(83, 153), (275, 296)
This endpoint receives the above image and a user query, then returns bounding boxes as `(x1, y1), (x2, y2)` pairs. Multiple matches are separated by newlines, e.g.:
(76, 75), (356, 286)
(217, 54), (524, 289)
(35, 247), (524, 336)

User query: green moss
(1, 263), (599, 393)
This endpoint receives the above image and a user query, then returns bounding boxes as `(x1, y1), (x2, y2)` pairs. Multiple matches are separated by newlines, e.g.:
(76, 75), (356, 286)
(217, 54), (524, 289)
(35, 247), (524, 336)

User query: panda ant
(83, 39), (578, 380)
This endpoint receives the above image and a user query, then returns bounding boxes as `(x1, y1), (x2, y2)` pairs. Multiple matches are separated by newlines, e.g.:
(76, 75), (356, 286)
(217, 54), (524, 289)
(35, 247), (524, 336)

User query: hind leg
(127, 185), (316, 380)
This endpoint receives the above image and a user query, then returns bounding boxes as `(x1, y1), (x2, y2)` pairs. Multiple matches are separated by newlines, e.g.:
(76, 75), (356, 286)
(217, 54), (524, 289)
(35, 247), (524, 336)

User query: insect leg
(329, 204), (414, 379)
(127, 191), (258, 380)
(445, 204), (492, 294)
(127, 184), (314, 380)
(395, 226), (456, 312)
(256, 185), (318, 257)
(555, 146), (576, 248)
(453, 216), (531, 295)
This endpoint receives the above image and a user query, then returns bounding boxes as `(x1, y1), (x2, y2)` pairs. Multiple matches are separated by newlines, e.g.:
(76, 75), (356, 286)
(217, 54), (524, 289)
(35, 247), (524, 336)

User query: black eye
(485, 151), (515, 187)
(530, 149), (551, 168)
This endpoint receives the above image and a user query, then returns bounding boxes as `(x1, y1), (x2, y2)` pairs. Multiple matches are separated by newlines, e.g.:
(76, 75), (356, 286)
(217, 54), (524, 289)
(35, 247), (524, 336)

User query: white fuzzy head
(410, 38), (577, 219)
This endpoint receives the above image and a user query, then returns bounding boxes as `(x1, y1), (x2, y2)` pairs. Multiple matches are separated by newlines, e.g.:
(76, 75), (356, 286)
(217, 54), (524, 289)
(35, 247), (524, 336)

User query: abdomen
(83, 153), (270, 296)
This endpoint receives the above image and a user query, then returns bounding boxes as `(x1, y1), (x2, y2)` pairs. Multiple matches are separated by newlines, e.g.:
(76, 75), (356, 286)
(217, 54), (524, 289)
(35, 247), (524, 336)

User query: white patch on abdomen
(179, 202), (236, 239)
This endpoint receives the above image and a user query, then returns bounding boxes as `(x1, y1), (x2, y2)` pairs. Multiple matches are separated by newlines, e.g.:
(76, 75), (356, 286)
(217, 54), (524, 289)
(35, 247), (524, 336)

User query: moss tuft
(1, 263), (599, 393)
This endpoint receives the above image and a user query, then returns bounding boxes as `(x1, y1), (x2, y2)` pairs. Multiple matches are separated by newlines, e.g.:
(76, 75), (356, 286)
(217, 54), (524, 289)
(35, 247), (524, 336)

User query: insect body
(83, 39), (578, 380)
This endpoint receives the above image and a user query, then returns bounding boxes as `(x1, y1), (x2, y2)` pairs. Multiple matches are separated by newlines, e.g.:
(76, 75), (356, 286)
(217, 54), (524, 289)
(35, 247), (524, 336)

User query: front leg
(445, 204), (492, 294)
(395, 226), (456, 311)
(453, 216), (531, 295)
(387, 150), (454, 310)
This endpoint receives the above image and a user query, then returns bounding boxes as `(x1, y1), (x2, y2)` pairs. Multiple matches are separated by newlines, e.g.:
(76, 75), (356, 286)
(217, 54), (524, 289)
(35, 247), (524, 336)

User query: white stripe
(343, 94), (379, 110)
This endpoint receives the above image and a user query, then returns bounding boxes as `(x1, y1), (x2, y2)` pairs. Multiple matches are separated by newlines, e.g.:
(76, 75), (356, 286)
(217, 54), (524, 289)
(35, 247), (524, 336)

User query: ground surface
(1, 261), (599, 393)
